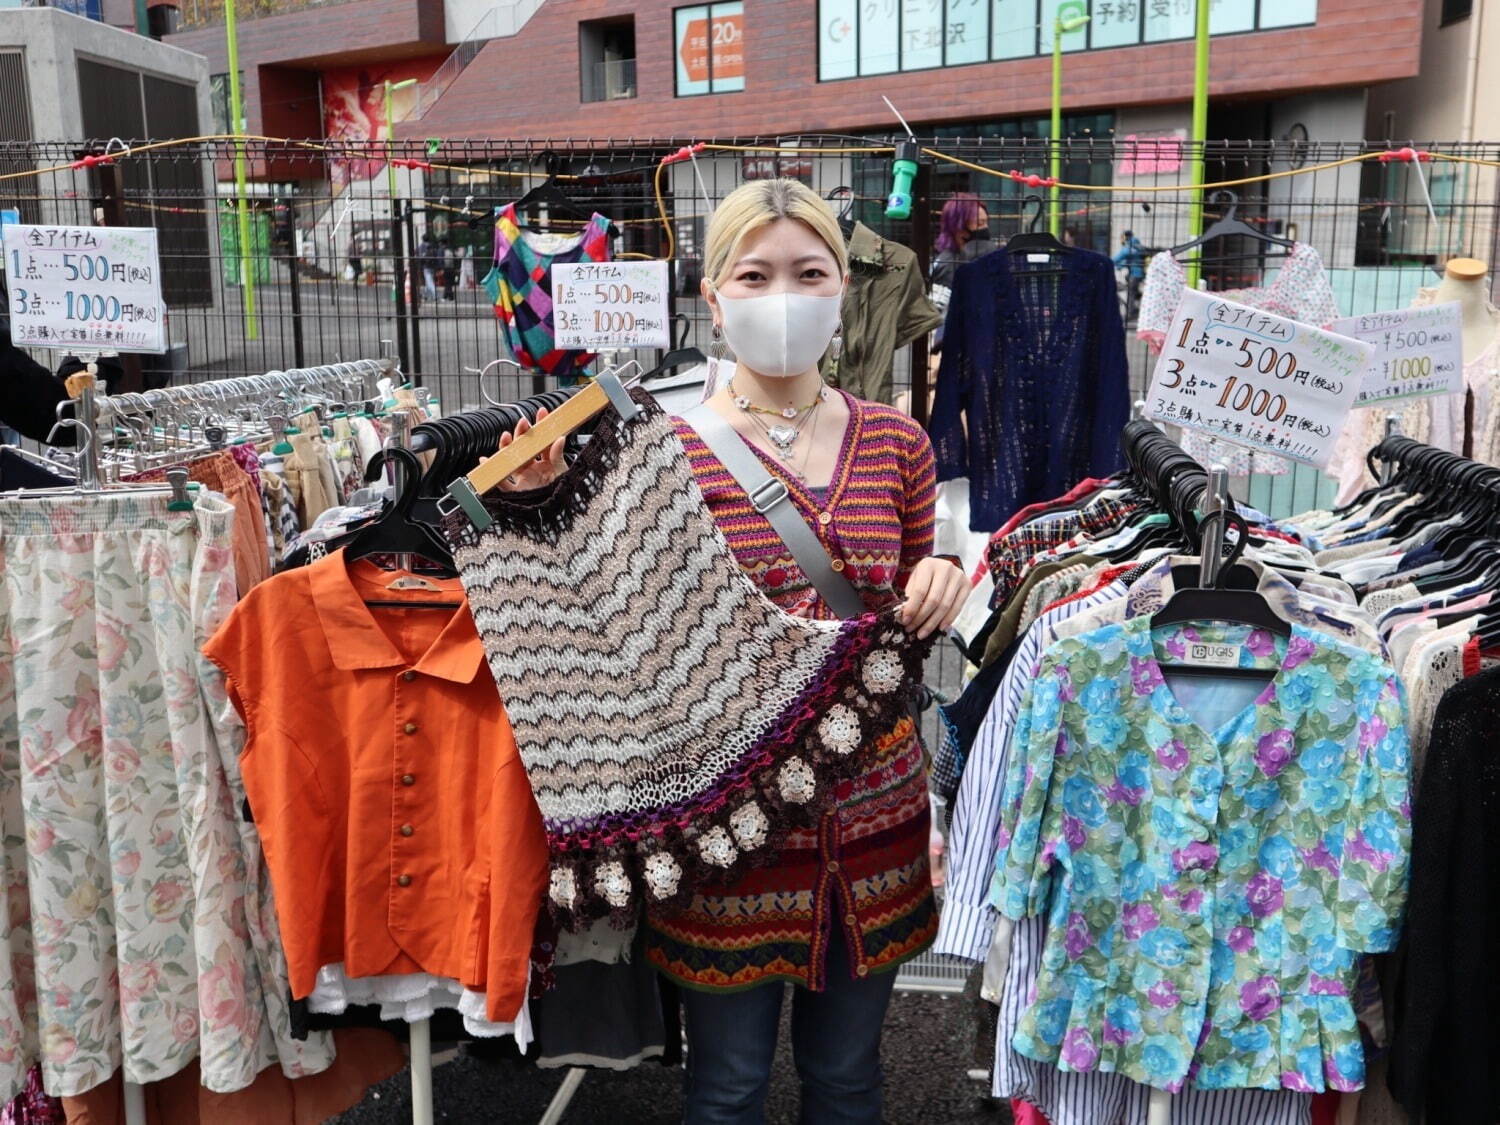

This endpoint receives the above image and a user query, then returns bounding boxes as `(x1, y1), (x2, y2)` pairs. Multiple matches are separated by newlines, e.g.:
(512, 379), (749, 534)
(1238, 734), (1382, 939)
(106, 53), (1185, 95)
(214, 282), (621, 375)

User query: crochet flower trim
(538, 613), (933, 931)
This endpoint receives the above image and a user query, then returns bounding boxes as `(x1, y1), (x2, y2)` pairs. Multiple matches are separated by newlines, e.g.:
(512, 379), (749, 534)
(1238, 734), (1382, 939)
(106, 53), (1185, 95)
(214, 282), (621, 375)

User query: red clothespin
(391, 158), (433, 172)
(660, 143), (707, 167)
(1007, 170), (1057, 188)
(70, 152), (117, 170)
(1378, 147), (1433, 164)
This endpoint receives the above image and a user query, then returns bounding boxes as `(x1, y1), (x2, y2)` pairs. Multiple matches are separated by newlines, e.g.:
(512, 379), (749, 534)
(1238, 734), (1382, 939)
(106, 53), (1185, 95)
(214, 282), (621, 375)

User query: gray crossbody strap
(682, 404), (865, 620)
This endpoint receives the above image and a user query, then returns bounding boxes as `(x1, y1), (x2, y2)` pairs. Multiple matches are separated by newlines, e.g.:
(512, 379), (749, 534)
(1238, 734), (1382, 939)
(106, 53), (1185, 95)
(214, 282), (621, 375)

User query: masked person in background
(928, 193), (994, 355)
(493, 178), (967, 1125)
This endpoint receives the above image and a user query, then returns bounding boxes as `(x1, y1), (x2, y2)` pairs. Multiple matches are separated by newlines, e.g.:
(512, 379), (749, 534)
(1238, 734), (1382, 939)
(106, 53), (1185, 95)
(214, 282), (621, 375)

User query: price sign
(2, 223), (165, 353)
(552, 260), (670, 350)
(1146, 288), (1373, 470)
(1329, 301), (1464, 406)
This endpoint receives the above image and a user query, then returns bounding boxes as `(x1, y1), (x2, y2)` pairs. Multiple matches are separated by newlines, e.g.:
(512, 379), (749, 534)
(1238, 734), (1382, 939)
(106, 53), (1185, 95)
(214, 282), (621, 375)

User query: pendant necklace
(732, 380), (825, 459)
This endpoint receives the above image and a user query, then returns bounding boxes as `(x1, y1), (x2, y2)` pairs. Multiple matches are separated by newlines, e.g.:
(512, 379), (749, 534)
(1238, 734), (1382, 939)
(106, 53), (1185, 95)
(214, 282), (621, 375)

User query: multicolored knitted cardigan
(441, 389), (934, 931)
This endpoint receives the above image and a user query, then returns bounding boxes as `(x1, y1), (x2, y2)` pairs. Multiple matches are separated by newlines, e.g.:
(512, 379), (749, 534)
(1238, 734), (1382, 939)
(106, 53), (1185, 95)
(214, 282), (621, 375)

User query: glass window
(946, 0), (989, 65)
(674, 2), (744, 96)
(820, 0), (1316, 77)
(209, 72), (243, 134)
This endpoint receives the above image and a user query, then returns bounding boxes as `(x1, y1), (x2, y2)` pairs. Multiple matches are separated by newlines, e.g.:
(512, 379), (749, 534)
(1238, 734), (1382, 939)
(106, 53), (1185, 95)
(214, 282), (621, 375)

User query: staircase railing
(414, 0), (547, 119)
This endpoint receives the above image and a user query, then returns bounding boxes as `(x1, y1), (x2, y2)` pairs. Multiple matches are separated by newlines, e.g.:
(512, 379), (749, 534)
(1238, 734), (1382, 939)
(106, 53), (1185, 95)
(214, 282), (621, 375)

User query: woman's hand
(487, 406), (567, 491)
(898, 557), (969, 639)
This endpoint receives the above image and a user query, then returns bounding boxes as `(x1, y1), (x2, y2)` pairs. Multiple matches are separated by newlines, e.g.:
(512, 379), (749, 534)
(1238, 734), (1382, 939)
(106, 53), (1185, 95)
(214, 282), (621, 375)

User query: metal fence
(6, 134), (1499, 507)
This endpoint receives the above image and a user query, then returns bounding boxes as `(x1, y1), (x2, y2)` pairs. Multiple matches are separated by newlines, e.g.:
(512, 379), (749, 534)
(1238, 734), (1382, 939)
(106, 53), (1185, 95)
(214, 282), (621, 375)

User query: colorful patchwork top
(483, 203), (612, 380)
(993, 617), (1411, 1094)
(645, 393), (942, 993)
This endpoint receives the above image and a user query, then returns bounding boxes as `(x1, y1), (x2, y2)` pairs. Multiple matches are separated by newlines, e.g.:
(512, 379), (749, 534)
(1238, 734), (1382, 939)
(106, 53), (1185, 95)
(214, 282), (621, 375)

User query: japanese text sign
(2, 224), (165, 353)
(552, 261), (670, 350)
(1329, 302), (1464, 406)
(1146, 288), (1373, 470)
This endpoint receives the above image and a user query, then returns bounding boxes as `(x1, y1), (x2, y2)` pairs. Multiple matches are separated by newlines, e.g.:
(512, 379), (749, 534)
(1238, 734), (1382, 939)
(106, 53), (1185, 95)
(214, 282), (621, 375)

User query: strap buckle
(748, 477), (789, 514)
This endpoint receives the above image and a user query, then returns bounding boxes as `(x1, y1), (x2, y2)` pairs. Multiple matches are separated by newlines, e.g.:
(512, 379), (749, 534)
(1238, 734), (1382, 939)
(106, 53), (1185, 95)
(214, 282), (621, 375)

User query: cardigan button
(819, 512), (832, 526)
(855, 964), (869, 978)
(827, 860), (840, 874)
(830, 559), (846, 573)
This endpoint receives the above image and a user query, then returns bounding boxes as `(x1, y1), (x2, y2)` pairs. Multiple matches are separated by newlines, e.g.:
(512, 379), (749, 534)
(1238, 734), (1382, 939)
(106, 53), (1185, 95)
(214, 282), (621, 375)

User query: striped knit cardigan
(645, 391), (943, 992)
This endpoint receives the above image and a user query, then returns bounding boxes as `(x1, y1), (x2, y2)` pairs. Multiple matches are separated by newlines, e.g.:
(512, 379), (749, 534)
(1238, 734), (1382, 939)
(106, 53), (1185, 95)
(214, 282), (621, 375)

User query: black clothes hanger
(510, 166), (619, 237)
(1169, 190), (1295, 259)
(344, 447), (460, 595)
(1005, 194), (1070, 257)
(826, 186), (856, 237)
(644, 315), (707, 382)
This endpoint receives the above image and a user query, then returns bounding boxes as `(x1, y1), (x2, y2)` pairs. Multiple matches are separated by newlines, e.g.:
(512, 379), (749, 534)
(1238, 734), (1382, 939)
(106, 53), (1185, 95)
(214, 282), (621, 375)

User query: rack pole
(1198, 464), (1230, 588)
(408, 1016), (434, 1125)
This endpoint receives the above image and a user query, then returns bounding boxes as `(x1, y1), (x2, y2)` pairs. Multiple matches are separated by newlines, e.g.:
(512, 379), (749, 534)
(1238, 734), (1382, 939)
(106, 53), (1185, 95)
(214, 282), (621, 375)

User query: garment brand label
(387, 574), (445, 592)
(1146, 288), (1372, 470)
(2, 223), (165, 353)
(1187, 642), (1243, 668)
(1026, 253), (1051, 263)
(552, 260), (670, 349)
(1330, 301), (1465, 406)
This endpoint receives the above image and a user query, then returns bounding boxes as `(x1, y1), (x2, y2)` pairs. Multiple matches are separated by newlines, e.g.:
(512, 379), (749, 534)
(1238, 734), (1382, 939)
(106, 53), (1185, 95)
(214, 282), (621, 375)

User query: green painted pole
(1050, 19), (1063, 237)
(224, 0), (257, 339)
(1185, 0), (1211, 288)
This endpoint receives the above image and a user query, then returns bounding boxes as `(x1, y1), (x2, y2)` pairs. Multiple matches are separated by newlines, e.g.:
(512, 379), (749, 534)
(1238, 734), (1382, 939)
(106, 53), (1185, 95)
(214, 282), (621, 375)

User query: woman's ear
(701, 276), (720, 324)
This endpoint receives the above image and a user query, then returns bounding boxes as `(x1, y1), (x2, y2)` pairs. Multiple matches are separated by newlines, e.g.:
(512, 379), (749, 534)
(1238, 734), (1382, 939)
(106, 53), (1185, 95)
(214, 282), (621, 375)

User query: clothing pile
(936, 423), (1413, 1125)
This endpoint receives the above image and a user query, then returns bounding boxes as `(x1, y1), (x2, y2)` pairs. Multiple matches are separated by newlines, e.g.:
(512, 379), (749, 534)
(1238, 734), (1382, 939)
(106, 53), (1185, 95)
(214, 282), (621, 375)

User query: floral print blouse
(991, 617), (1411, 1094)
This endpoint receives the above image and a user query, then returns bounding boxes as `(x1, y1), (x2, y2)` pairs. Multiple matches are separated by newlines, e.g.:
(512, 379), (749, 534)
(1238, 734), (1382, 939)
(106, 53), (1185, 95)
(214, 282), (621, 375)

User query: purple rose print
(1284, 633), (1316, 670)
(1246, 870), (1284, 918)
(1245, 629), (1276, 658)
(1147, 979), (1180, 1009)
(1163, 632), (1188, 660)
(1103, 1020), (1131, 1046)
(1254, 729), (1295, 778)
(1346, 831), (1391, 871)
(1064, 912), (1092, 960)
(1060, 1027), (1099, 1070)
(1239, 976), (1281, 1021)
(1173, 840), (1219, 872)
(1309, 975), (1347, 996)
(1281, 1071), (1315, 1093)
(1122, 902), (1161, 940)
(1179, 888), (1204, 913)
(1104, 781), (1145, 806)
(1058, 676), (1077, 703)
(1130, 657), (1165, 697)
(1227, 926), (1255, 953)
(1063, 815), (1087, 850)
(1302, 839), (1339, 876)
(1155, 739), (1189, 772)
(1359, 715), (1388, 750)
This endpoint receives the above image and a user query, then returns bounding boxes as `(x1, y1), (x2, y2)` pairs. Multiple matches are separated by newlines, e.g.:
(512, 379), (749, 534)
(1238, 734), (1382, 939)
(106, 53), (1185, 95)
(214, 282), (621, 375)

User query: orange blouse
(202, 550), (548, 1022)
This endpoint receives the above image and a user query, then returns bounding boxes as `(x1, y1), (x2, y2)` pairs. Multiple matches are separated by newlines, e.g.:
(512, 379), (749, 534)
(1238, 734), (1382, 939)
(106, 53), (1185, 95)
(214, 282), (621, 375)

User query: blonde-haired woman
(498, 178), (966, 1123)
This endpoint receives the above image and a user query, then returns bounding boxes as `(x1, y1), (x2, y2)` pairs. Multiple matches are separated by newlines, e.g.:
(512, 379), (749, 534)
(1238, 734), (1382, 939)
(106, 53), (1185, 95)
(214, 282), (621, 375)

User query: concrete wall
(0, 7), (212, 145)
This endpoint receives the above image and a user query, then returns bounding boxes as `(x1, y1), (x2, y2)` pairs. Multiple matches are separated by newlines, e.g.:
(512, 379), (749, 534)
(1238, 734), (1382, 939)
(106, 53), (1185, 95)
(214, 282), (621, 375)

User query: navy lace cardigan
(929, 248), (1129, 532)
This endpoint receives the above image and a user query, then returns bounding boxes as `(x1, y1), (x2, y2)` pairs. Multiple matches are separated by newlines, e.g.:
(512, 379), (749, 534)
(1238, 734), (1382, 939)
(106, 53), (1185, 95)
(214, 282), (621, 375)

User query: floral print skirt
(0, 492), (333, 1098)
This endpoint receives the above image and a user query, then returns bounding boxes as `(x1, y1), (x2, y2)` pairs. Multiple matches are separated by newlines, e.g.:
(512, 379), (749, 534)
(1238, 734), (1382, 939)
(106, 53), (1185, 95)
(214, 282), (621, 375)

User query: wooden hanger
(443, 368), (640, 530)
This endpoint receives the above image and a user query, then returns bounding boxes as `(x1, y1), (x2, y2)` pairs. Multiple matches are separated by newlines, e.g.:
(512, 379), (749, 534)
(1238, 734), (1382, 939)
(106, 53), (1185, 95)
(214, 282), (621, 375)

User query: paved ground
(333, 985), (1010, 1125)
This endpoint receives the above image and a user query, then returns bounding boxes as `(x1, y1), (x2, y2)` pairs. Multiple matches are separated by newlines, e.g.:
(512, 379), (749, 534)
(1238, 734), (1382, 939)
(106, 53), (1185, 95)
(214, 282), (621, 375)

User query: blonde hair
(703, 179), (848, 287)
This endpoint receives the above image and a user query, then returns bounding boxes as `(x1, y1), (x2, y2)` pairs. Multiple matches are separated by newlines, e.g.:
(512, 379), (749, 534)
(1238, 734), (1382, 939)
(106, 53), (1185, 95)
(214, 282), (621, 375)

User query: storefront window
(674, 2), (745, 96)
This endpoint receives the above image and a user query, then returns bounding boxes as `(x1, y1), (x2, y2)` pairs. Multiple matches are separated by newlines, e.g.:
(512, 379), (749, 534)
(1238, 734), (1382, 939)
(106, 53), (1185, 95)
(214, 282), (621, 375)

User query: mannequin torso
(1434, 257), (1500, 360)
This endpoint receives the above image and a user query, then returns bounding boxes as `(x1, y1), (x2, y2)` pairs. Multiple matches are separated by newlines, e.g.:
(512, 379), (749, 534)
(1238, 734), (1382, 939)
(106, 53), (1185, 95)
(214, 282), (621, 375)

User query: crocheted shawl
(442, 389), (933, 930)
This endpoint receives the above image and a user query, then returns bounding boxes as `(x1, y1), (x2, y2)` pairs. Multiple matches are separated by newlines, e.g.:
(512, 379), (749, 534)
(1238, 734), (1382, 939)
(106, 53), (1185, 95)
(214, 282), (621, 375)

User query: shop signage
(678, 8), (744, 84)
(1118, 131), (1186, 176)
(552, 260), (671, 350)
(1329, 302), (1465, 406)
(1146, 288), (1372, 470)
(2, 223), (165, 353)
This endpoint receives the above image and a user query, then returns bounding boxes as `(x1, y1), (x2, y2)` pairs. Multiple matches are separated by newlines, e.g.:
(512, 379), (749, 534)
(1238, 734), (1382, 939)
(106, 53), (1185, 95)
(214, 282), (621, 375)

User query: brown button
(826, 860), (840, 873)
(402, 670), (417, 682)
(399, 824), (414, 837)
(830, 559), (845, 572)
(855, 964), (869, 978)
(403, 722), (419, 735)
(397, 874), (412, 887)
(844, 913), (857, 926)
(818, 511), (832, 526)
(400, 774), (416, 786)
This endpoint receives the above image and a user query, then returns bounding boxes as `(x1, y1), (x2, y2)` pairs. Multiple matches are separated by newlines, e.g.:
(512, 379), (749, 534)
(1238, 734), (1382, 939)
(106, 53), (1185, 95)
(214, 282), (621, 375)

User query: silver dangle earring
(829, 321), (843, 362)
(709, 323), (727, 362)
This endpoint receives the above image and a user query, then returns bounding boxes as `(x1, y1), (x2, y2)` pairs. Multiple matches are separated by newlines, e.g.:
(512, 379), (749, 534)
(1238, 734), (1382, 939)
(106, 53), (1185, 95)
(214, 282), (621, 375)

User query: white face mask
(713, 288), (842, 378)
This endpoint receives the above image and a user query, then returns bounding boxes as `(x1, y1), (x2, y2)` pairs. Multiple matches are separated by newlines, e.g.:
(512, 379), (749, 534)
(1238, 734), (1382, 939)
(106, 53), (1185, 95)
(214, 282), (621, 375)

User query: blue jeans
(679, 937), (897, 1124)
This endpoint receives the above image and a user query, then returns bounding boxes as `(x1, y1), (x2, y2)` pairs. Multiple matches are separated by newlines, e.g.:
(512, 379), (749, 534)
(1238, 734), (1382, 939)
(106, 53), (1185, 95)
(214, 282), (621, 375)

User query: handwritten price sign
(1329, 301), (1464, 406)
(552, 260), (670, 350)
(1146, 288), (1373, 470)
(2, 223), (165, 353)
